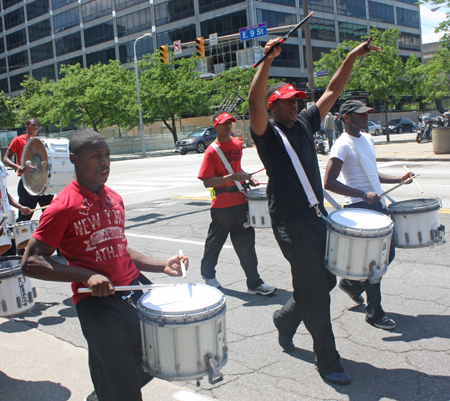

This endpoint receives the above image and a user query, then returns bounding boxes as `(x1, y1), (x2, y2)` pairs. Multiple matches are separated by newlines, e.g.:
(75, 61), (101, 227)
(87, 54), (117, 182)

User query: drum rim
(388, 197), (441, 213)
(0, 256), (23, 278)
(327, 209), (394, 236)
(245, 187), (268, 200)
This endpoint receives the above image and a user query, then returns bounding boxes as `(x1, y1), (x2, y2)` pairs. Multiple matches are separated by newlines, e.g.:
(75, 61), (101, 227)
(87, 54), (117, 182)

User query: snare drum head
(139, 283), (223, 314)
(388, 198), (441, 213)
(22, 138), (49, 196)
(245, 187), (267, 200)
(329, 209), (392, 230)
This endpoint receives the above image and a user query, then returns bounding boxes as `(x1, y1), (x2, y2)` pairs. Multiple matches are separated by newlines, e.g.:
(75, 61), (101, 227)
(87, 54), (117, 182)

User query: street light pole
(134, 33), (152, 157)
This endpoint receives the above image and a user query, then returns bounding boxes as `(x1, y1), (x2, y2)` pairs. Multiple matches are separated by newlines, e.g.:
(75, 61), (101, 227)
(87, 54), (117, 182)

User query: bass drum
(22, 137), (74, 196)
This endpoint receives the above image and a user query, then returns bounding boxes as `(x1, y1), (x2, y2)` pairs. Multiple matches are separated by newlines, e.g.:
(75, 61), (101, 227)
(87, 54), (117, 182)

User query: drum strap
(210, 143), (244, 192)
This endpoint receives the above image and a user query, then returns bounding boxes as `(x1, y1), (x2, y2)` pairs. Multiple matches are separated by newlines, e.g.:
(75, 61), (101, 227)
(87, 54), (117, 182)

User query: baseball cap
(213, 112), (236, 127)
(267, 84), (307, 107)
(339, 100), (374, 116)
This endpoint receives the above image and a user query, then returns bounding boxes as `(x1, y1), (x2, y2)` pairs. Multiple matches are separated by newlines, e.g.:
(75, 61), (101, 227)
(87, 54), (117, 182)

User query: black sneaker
(366, 315), (396, 330)
(315, 366), (351, 385)
(338, 279), (364, 305)
(273, 311), (295, 352)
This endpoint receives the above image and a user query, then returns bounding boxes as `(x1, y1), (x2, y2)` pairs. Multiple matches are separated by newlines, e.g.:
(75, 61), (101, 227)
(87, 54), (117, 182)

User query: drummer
(21, 129), (189, 401)
(324, 100), (414, 330)
(3, 118), (53, 225)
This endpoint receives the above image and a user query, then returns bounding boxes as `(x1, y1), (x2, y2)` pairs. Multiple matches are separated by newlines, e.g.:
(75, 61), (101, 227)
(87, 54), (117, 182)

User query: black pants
(343, 201), (396, 321)
(17, 178), (53, 222)
(76, 280), (152, 401)
(200, 203), (263, 289)
(273, 216), (343, 376)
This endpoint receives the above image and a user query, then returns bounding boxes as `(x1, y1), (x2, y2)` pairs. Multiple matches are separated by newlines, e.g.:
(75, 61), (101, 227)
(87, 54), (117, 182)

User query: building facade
(0, 0), (422, 96)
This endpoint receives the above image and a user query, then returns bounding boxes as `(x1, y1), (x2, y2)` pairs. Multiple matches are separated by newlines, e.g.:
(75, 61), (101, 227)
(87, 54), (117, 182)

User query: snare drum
(388, 198), (446, 248)
(137, 283), (227, 382)
(245, 187), (271, 228)
(325, 209), (394, 281)
(10, 220), (38, 249)
(0, 256), (37, 317)
(0, 229), (11, 255)
(22, 137), (74, 196)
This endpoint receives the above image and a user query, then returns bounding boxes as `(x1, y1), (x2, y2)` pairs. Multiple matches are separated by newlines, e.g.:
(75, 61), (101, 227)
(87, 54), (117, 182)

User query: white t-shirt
(329, 132), (382, 205)
(0, 162), (13, 224)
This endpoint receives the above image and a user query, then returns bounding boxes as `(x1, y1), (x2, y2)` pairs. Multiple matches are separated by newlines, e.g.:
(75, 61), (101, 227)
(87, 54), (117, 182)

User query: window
(117, 9), (152, 37)
(6, 29), (27, 51)
(52, 0), (77, 10)
(82, 0), (112, 23)
(256, 9), (297, 37)
(27, 0), (50, 21)
(84, 22), (114, 47)
(299, 0), (334, 14)
(396, 0), (416, 4)
(55, 32), (82, 56)
(0, 58), (7, 74)
(303, 17), (335, 41)
(156, 24), (195, 47)
(338, 22), (367, 42)
(33, 64), (56, 80)
(5, 8), (26, 30)
(199, 0), (244, 14)
(29, 19), (52, 43)
(114, 0), (147, 12)
(337, 0), (366, 18)
(398, 32), (420, 51)
(0, 38), (4, 54)
(303, 46), (331, 68)
(10, 72), (28, 91)
(57, 55), (83, 77)
(369, 1), (394, 24)
(201, 10), (246, 38)
(154, 0), (194, 27)
(259, 42), (299, 68)
(396, 7), (420, 29)
(119, 38), (153, 63)
(2, 0), (22, 10)
(86, 47), (115, 67)
(30, 42), (54, 63)
(0, 79), (8, 93)
(0, 19), (3, 33)
(8, 50), (29, 71)
(260, 0), (294, 6)
(53, 8), (80, 33)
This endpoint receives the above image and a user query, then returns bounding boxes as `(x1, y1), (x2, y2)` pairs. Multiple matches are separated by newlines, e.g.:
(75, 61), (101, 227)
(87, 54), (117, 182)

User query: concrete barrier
(433, 127), (450, 154)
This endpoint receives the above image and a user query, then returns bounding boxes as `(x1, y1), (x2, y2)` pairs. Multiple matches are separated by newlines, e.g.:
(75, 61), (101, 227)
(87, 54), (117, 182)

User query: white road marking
(126, 232), (233, 249)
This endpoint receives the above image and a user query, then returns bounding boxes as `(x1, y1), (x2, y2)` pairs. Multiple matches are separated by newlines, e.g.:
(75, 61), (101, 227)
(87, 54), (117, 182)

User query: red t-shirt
(198, 136), (247, 208)
(32, 180), (140, 304)
(8, 134), (29, 176)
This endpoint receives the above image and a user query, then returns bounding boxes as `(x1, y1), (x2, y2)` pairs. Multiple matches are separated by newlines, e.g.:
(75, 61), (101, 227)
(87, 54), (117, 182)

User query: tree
(138, 52), (212, 144)
(421, 0), (450, 46)
(0, 91), (18, 128)
(422, 45), (450, 108)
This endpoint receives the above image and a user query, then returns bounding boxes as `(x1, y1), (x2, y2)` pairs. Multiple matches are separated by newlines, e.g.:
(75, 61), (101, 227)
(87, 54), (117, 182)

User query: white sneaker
(248, 283), (276, 295)
(85, 391), (98, 401)
(204, 277), (222, 288)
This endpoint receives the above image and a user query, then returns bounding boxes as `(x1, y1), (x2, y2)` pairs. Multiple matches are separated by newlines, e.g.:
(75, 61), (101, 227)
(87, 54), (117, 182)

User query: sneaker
(273, 311), (295, 352)
(85, 391), (98, 401)
(247, 283), (276, 296)
(338, 279), (364, 305)
(203, 277), (222, 288)
(366, 315), (396, 330)
(315, 366), (351, 385)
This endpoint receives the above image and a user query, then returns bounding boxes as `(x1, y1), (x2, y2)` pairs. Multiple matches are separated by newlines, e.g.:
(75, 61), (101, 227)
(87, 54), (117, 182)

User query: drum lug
(404, 232), (409, 245)
(205, 352), (223, 384)
(16, 296), (22, 309)
(418, 231), (423, 244)
(32, 287), (37, 299)
(28, 291), (33, 303)
(1, 300), (7, 312)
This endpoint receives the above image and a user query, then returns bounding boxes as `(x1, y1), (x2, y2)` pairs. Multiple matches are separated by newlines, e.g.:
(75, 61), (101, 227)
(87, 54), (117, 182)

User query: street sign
(209, 33), (218, 46)
(239, 22), (267, 41)
(173, 40), (182, 55)
(313, 70), (329, 78)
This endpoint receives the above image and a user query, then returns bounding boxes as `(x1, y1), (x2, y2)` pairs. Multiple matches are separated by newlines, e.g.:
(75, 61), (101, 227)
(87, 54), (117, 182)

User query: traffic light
(160, 45), (168, 64)
(195, 37), (204, 58)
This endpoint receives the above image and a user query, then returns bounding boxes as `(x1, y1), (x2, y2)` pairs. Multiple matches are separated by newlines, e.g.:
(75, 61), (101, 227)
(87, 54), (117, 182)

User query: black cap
(339, 100), (374, 116)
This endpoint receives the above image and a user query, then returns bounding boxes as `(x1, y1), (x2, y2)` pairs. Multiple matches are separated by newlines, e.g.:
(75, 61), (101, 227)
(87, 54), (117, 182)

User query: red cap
(267, 84), (307, 107)
(213, 112), (236, 127)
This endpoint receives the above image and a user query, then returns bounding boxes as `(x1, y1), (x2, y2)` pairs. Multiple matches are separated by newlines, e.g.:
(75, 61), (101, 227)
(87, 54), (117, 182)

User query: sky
(421, 4), (448, 43)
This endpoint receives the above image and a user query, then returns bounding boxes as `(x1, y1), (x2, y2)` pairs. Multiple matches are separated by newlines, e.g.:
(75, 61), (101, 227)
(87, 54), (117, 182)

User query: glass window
(52, 0), (77, 10)
(256, 9), (297, 38)
(84, 22), (114, 47)
(53, 8), (80, 33)
(0, 18), (3, 33)
(260, 41), (299, 68)
(82, 0), (112, 23)
(199, 0), (244, 14)
(369, 1), (394, 24)
(396, 0), (416, 4)
(6, 29), (27, 51)
(57, 55), (83, 77)
(30, 42), (54, 63)
(0, 78), (8, 93)
(303, 17), (335, 41)
(86, 47), (115, 67)
(396, 7), (420, 29)
(398, 32), (420, 51)
(337, 0), (366, 18)
(200, 10), (246, 38)
(303, 45), (331, 68)
(5, 8), (26, 30)
(55, 31), (82, 56)
(0, 38), (4, 54)
(27, 0), (50, 21)
(119, 38), (153, 63)
(29, 19), (52, 43)
(8, 50), (29, 71)
(114, 0), (147, 12)
(33, 64), (56, 80)
(260, 0), (294, 6)
(0, 58), (7, 74)
(338, 22), (367, 42)
(2, 0), (22, 10)
(117, 9), (152, 37)
(10, 72), (28, 91)
(156, 23), (196, 47)
(154, 0), (194, 27)
(299, 0), (334, 14)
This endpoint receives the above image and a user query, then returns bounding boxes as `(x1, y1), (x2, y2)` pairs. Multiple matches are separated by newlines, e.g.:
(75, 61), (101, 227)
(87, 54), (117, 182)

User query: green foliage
(0, 91), (18, 128)
(422, 46), (450, 102)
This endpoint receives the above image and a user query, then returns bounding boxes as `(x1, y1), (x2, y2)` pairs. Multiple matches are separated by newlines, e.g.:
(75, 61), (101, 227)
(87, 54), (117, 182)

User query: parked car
(175, 127), (217, 154)
(365, 120), (382, 136)
(383, 118), (416, 134)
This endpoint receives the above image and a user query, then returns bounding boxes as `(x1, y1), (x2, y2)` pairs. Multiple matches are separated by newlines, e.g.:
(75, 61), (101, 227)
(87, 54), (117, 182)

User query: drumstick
(403, 165), (423, 193)
(30, 205), (50, 213)
(379, 174), (419, 197)
(0, 214), (7, 226)
(358, 37), (372, 66)
(179, 249), (186, 279)
(77, 283), (171, 293)
(249, 168), (265, 176)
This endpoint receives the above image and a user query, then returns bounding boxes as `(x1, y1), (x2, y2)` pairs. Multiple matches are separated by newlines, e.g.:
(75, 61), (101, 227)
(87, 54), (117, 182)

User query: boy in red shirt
(22, 129), (188, 401)
(198, 111), (275, 295)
